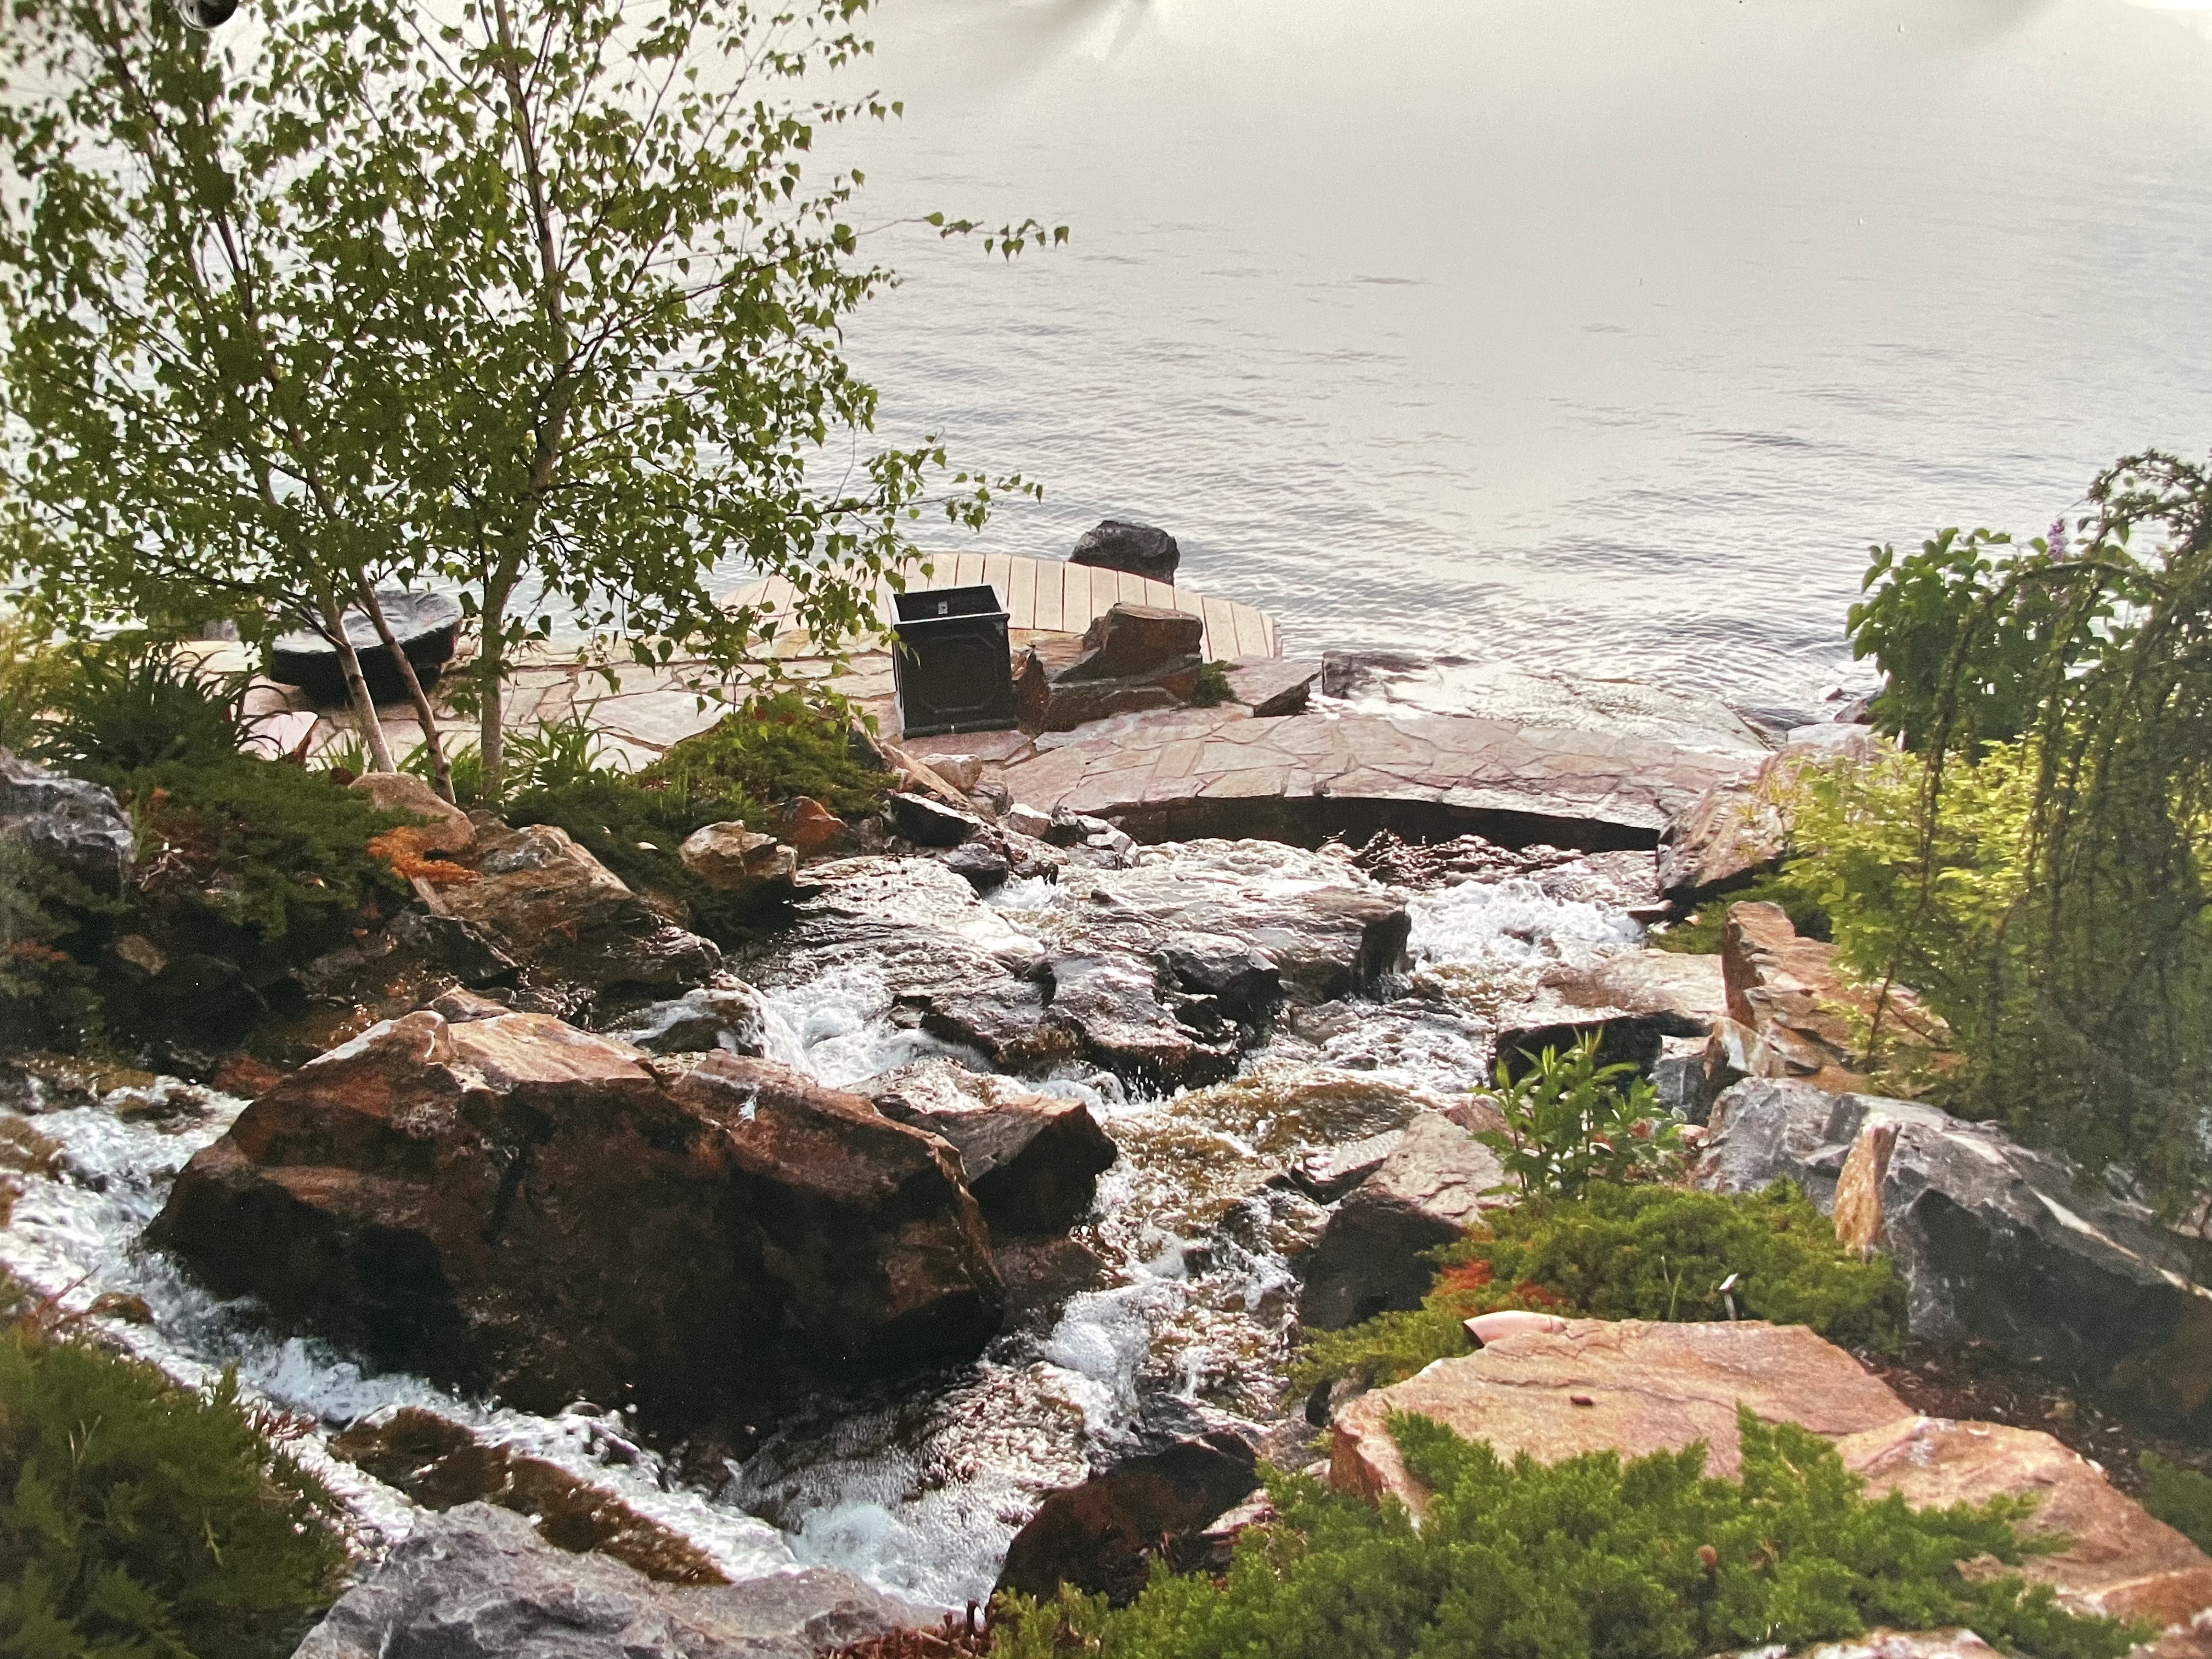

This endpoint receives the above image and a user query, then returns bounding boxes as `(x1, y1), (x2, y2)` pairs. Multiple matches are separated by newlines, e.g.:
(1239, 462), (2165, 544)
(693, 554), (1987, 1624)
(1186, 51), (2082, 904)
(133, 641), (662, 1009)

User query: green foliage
(1850, 527), (2129, 753)
(2138, 1454), (2212, 1554)
(0, 0), (1055, 800)
(0, 616), (81, 754)
(1475, 1033), (1681, 1199)
(1293, 1181), (1905, 1394)
(0, 843), (112, 1052)
(131, 758), (408, 944)
(991, 1407), (2140, 1659)
(1838, 452), (2212, 1204)
(27, 647), (262, 777)
(639, 693), (890, 820)
(0, 1281), (348, 1659)
(1649, 872), (1831, 955)
(1187, 662), (1234, 708)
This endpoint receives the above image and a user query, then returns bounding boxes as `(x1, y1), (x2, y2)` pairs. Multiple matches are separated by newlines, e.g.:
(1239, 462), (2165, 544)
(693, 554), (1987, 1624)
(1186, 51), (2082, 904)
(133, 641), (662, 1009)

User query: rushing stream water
(0, 839), (1647, 1609)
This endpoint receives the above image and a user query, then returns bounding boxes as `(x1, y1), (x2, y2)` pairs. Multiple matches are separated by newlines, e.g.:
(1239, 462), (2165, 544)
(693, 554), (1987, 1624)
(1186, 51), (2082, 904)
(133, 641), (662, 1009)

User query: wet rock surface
(867, 1059), (1119, 1235)
(1694, 1079), (2212, 1436)
(147, 1014), (1003, 1430)
(994, 1431), (1258, 1604)
(607, 983), (772, 1057)
(333, 1407), (729, 1584)
(1657, 722), (1885, 899)
(0, 749), (135, 893)
(441, 823), (723, 997)
(1295, 1111), (1509, 1330)
(296, 1502), (923, 1659)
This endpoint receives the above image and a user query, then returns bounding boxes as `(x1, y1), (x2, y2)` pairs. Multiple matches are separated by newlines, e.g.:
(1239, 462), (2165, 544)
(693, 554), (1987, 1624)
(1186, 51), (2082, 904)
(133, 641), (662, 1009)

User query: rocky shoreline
(8, 618), (2212, 1659)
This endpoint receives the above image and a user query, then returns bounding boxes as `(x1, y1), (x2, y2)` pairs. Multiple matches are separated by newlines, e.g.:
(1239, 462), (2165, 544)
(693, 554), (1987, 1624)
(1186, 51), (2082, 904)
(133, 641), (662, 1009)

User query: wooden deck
(725, 553), (1282, 663)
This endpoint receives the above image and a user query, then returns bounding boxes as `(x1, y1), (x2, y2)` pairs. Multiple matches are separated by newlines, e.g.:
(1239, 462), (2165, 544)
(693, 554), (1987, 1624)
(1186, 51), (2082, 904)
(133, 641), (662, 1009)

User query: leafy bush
(991, 1407), (2140, 1659)
(402, 702), (608, 809)
(1837, 452), (2212, 1204)
(0, 615), (81, 754)
(1475, 1033), (1681, 1199)
(1650, 871), (1831, 955)
(2139, 1454), (2212, 1554)
(27, 645), (264, 777)
(0, 1280), (348, 1659)
(0, 843), (112, 1052)
(1293, 1181), (1904, 1394)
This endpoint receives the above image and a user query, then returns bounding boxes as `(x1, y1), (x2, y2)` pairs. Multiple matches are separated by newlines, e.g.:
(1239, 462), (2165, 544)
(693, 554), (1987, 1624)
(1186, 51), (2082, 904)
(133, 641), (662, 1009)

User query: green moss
(1292, 1181), (1904, 1395)
(0, 1279), (349, 1659)
(1649, 871), (1832, 955)
(992, 1406), (2141, 1659)
(1187, 661), (1234, 708)
(2139, 1454), (2212, 1554)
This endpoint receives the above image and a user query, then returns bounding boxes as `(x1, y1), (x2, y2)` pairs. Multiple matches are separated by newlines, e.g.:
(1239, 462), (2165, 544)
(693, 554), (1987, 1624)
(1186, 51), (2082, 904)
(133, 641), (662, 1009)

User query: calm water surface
(820, 0), (2212, 704)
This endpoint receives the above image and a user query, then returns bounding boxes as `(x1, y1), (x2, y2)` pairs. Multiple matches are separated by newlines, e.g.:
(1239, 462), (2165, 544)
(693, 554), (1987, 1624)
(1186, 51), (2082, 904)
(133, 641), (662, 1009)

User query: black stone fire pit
(267, 591), (464, 707)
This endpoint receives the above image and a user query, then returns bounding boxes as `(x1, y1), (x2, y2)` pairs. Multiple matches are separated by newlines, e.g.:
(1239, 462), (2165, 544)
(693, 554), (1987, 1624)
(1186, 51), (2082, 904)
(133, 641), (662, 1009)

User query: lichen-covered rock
(1694, 1079), (2212, 1435)
(295, 1502), (923, 1659)
(680, 823), (798, 895)
(349, 772), (475, 854)
(146, 1013), (1002, 1430)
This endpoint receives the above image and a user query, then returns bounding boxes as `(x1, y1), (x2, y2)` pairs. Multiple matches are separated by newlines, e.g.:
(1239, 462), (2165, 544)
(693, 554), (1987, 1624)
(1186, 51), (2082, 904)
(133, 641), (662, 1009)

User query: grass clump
(1293, 1181), (1904, 1395)
(1650, 872), (1832, 955)
(993, 1407), (2140, 1659)
(0, 1278), (348, 1659)
(2138, 1454), (2212, 1554)
(1187, 661), (1234, 708)
(639, 690), (887, 817)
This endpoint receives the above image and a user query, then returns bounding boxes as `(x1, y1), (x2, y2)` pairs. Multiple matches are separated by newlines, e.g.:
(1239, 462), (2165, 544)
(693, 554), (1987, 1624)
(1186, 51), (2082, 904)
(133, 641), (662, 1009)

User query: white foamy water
(0, 840), (1651, 1606)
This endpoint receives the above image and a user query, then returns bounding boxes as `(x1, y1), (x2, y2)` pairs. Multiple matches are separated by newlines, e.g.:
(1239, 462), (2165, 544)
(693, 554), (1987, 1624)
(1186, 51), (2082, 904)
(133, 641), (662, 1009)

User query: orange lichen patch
(1435, 1260), (1495, 1296)
(368, 826), (477, 885)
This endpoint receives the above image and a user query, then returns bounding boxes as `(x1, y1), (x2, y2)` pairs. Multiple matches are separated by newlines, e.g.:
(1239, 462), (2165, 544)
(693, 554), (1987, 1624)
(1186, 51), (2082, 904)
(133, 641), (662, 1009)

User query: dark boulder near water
(1069, 519), (1180, 584)
(147, 1013), (1004, 1431)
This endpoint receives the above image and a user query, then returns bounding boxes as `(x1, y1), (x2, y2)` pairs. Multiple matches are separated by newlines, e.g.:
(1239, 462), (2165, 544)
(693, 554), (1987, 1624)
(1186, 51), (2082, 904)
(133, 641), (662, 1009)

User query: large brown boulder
(867, 1059), (1119, 1235)
(1331, 1319), (2212, 1637)
(145, 1013), (1003, 1430)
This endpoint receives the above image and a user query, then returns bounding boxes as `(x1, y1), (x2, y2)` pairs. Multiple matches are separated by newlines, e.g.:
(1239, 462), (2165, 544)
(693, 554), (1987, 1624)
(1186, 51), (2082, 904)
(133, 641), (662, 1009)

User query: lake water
(821, 0), (2212, 706)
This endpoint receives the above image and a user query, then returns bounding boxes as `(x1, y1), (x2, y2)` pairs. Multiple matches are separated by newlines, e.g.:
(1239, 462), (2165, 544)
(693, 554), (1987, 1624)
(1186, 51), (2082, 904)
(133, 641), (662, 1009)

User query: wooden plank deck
(725, 554), (1280, 664)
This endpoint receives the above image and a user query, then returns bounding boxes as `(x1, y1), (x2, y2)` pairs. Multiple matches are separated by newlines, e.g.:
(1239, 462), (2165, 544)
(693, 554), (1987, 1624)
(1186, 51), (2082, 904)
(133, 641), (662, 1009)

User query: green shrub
(1475, 1033), (1682, 1199)
(0, 843), (113, 1052)
(132, 757), (408, 944)
(1649, 872), (1831, 955)
(992, 1407), (2140, 1659)
(2139, 1454), (2212, 1554)
(0, 616), (82, 754)
(639, 691), (887, 819)
(0, 1282), (348, 1659)
(27, 645), (263, 777)
(1187, 661), (1234, 708)
(1293, 1181), (1905, 1394)
(401, 702), (608, 809)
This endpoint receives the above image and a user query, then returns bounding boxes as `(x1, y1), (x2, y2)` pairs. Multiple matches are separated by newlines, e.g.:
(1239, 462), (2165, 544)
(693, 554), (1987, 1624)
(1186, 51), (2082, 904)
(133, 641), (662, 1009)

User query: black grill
(891, 585), (1018, 738)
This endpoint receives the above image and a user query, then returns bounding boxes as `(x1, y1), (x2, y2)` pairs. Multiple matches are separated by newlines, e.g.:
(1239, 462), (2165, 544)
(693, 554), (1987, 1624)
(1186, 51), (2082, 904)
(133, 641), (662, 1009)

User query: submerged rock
(146, 1013), (1003, 1430)
(995, 1431), (1257, 1604)
(1693, 1079), (2212, 1437)
(606, 983), (771, 1057)
(296, 1502), (922, 1659)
